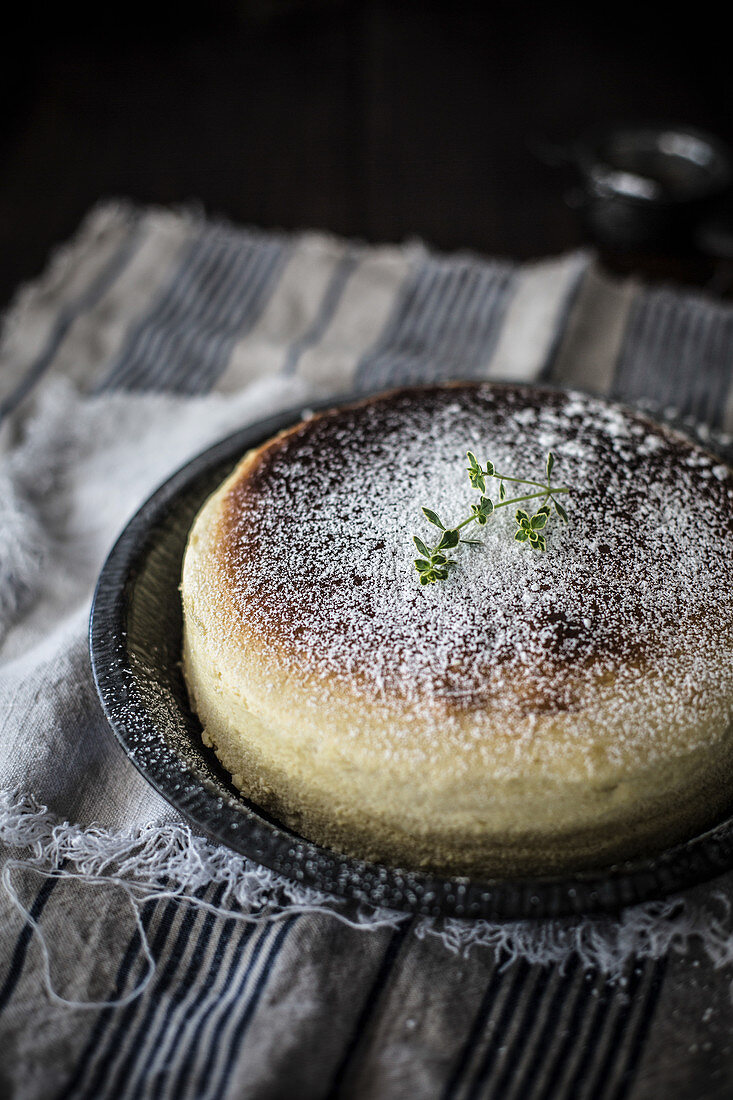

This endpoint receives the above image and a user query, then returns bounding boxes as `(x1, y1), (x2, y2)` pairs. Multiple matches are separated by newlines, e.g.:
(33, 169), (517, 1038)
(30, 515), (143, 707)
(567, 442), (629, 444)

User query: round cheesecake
(181, 384), (733, 877)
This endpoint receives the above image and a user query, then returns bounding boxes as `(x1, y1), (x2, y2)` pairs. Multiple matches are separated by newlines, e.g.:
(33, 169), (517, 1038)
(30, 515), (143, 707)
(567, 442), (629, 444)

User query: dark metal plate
(89, 389), (733, 921)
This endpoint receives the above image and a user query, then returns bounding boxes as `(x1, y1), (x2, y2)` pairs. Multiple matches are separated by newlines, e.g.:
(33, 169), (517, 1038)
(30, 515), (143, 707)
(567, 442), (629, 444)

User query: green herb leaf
(546, 452), (555, 479)
(422, 507), (445, 529)
(515, 529), (528, 542)
(554, 499), (568, 523)
(466, 452), (486, 491)
(438, 528), (460, 550)
(531, 512), (548, 530)
(413, 536), (430, 557)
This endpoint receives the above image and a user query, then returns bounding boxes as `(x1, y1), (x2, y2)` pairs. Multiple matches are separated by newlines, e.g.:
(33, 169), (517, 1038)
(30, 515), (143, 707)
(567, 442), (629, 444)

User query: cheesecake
(181, 384), (733, 876)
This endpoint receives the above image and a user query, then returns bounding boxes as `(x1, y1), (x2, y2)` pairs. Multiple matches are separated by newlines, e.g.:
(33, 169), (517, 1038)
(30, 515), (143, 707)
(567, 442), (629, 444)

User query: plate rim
(89, 381), (733, 921)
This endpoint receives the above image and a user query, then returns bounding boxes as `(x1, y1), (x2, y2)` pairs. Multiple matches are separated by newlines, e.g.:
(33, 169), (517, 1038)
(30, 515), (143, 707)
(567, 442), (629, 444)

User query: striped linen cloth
(2, 202), (733, 1100)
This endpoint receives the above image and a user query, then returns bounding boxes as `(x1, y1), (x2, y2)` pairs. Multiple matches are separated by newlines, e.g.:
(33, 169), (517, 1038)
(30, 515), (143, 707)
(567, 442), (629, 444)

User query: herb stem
(490, 473), (552, 490)
(492, 487), (568, 510)
(454, 486), (567, 536)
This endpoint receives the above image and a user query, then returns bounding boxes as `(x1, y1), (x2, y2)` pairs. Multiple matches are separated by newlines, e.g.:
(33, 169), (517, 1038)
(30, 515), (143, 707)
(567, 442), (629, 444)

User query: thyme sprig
(413, 451), (570, 584)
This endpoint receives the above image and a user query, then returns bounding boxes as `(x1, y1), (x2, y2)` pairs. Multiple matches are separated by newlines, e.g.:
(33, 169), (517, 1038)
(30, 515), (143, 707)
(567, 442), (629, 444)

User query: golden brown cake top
(205, 383), (732, 725)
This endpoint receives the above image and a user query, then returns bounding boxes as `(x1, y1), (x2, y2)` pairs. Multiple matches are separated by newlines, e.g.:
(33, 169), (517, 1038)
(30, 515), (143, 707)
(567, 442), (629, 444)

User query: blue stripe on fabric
(504, 956), (581, 1098)
(585, 957), (665, 1100)
(101, 885), (224, 1100)
(557, 968), (622, 1100)
(534, 969), (601, 1100)
(0, 875), (59, 1015)
(611, 288), (733, 426)
(97, 227), (223, 391)
(464, 959), (532, 1100)
(451, 267), (510, 379)
(283, 249), (359, 375)
(128, 887), (229, 1098)
(165, 919), (261, 1099)
(359, 263), (448, 388)
(484, 962), (555, 1098)
(188, 921), (289, 1098)
(56, 898), (160, 1100)
(210, 917), (298, 1100)
(134, 232), (245, 392)
(0, 218), (144, 422)
(160, 235), (287, 396)
(146, 906), (240, 1100)
(76, 897), (182, 1100)
(353, 256), (516, 392)
(352, 262), (441, 389)
(98, 226), (288, 395)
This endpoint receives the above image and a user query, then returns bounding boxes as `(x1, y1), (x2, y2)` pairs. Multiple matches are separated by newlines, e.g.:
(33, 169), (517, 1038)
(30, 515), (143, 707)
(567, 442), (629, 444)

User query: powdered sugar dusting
(208, 384), (732, 760)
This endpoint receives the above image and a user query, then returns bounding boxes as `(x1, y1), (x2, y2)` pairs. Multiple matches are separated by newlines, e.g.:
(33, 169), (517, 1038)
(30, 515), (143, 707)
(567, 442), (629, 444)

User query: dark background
(1, 0), (732, 311)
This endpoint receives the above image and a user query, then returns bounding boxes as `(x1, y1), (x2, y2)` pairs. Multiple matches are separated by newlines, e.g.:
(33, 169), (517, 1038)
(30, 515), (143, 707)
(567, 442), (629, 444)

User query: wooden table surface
(1, 0), (732, 311)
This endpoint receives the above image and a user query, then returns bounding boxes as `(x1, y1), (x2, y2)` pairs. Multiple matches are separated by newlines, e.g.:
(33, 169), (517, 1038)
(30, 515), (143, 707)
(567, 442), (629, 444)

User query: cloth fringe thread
(4, 788), (733, 1007)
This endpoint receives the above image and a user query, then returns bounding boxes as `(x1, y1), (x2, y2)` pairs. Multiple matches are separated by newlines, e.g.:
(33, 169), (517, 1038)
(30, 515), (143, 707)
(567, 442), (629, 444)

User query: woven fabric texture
(2, 203), (733, 1100)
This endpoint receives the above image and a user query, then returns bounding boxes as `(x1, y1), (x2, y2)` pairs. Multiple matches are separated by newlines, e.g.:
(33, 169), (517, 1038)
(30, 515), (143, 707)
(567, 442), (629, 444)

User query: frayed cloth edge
(3, 787), (733, 1005)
